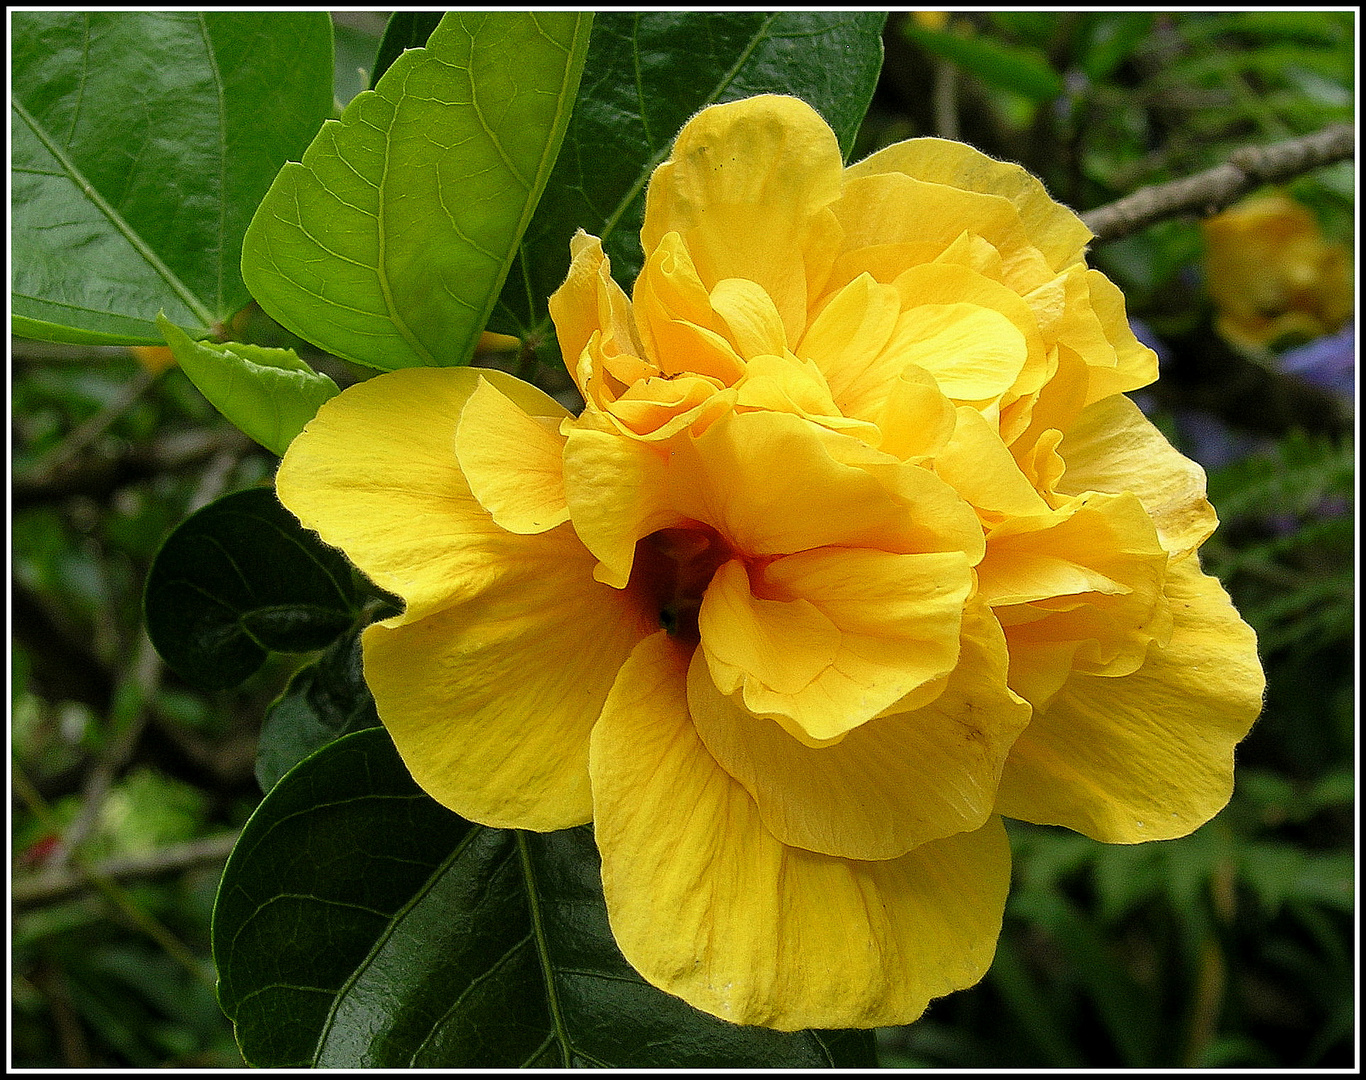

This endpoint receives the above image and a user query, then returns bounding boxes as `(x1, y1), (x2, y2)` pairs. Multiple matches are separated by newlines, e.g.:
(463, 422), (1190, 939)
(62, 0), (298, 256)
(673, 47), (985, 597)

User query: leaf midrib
(12, 96), (217, 329)
(516, 831), (578, 1067)
(194, 11), (231, 316)
(467, 12), (592, 366)
(595, 11), (779, 246)
(517, 11), (781, 344)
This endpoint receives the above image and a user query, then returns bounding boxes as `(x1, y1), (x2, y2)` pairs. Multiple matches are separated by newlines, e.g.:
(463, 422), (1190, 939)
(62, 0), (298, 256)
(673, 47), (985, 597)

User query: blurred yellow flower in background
(276, 95), (1262, 1031)
(1203, 191), (1353, 350)
(129, 344), (178, 375)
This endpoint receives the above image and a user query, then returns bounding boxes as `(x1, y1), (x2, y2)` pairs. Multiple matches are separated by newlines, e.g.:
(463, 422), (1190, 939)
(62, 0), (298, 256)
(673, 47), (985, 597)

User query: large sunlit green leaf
(157, 315), (338, 457)
(143, 488), (361, 690)
(241, 12), (592, 371)
(214, 727), (878, 1068)
(488, 11), (887, 342)
(11, 11), (334, 345)
(369, 12), (444, 89)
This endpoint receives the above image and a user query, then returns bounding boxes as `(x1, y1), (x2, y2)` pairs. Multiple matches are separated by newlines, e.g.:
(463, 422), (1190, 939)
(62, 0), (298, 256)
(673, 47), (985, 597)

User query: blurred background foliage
(10, 10), (1355, 1068)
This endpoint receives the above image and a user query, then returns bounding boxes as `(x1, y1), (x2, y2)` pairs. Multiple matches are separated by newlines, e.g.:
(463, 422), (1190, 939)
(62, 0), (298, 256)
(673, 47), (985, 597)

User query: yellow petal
(833, 173), (1036, 281)
(873, 364), (959, 461)
(363, 525), (655, 831)
(891, 261), (1047, 400)
(1079, 271), (1159, 403)
(893, 302), (1028, 402)
(562, 425), (685, 588)
(590, 632), (1012, 1030)
(823, 239), (954, 296)
(579, 329), (656, 409)
(935, 406), (1053, 522)
(813, 260), (1040, 419)
(699, 558), (841, 697)
(1034, 265), (1117, 375)
(454, 375), (570, 534)
(698, 547), (975, 741)
(1004, 344), (1090, 482)
(981, 492), (1172, 690)
(798, 271), (905, 419)
(732, 352), (880, 443)
(994, 555), (1263, 841)
(1055, 393), (1218, 558)
(603, 373), (730, 440)
(690, 602), (1030, 858)
(277, 367), (563, 625)
(632, 231), (747, 383)
(846, 137), (1092, 275)
(669, 409), (980, 561)
(709, 277), (789, 358)
(548, 231), (643, 404)
(643, 95), (843, 243)
(642, 95), (844, 344)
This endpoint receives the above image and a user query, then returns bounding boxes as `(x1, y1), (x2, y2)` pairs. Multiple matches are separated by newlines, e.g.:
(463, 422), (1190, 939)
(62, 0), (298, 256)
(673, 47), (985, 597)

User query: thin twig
(12, 768), (219, 988)
(12, 426), (256, 509)
(54, 632), (163, 864)
(18, 365), (158, 480)
(13, 831), (242, 910)
(1082, 123), (1354, 242)
(932, 58), (959, 141)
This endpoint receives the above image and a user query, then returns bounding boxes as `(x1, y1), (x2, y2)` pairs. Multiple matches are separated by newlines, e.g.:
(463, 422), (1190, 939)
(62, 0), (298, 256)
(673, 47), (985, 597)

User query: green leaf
(255, 628), (381, 793)
(1077, 12), (1156, 84)
(11, 11), (333, 345)
(488, 11), (887, 340)
(1009, 889), (1158, 1067)
(156, 314), (338, 456)
(370, 12), (444, 88)
(1205, 431), (1354, 523)
(143, 487), (360, 691)
(242, 12), (593, 371)
(904, 22), (1064, 104)
(214, 728), (878, 1068)
(1238, 843), (1354, 916)
(986, 932), (1084, 1067)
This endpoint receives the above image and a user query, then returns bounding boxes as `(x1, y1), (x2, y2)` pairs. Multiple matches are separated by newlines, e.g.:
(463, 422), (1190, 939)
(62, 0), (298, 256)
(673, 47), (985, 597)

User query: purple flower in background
(1128, 318), (1166, 422)
(1280, 320), (1355, 403)
(1174, 411), (1272, 473)
(1129, 317), (1170, 367)
(1126, 317), (1270, 471)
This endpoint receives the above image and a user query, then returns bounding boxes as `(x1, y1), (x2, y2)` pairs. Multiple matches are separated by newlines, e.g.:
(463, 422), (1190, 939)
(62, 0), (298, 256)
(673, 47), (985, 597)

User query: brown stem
(1082, 124), (1354, 242)
(13, 831), (241, 911)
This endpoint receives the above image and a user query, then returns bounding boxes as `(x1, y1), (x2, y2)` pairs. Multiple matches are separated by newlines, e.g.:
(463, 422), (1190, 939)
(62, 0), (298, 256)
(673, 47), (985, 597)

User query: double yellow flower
(276, 95), (1262, 1031)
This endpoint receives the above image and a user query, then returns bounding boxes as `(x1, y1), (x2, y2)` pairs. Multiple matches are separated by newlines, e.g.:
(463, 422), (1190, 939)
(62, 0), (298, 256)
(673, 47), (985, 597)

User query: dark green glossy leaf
(255, 628), (381, 793)
(143, 487), (360, 690)
(214, 728), (878, 1067)
(488, 11), (887, 341)
(370, 12), (444, 88)
(904, 22), (1064, 104)
(11, 11), (333, 345)
(156, 314), (338, 456)
(242, 12), (593, 371)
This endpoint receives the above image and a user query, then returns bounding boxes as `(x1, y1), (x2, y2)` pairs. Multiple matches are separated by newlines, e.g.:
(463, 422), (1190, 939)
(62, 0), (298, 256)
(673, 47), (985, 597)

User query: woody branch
(1082, 123), (1355, 243)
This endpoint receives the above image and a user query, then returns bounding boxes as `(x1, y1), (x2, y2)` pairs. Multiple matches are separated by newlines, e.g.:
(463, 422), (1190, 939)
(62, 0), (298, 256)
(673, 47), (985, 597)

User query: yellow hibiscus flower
(1203, 191), (1354, 351)
(275, 95), (1263, 1031)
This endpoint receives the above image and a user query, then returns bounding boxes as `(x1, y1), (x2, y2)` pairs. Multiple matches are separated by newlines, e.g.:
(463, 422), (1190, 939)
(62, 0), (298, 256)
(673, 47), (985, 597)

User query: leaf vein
(11, 97), (215, 328)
